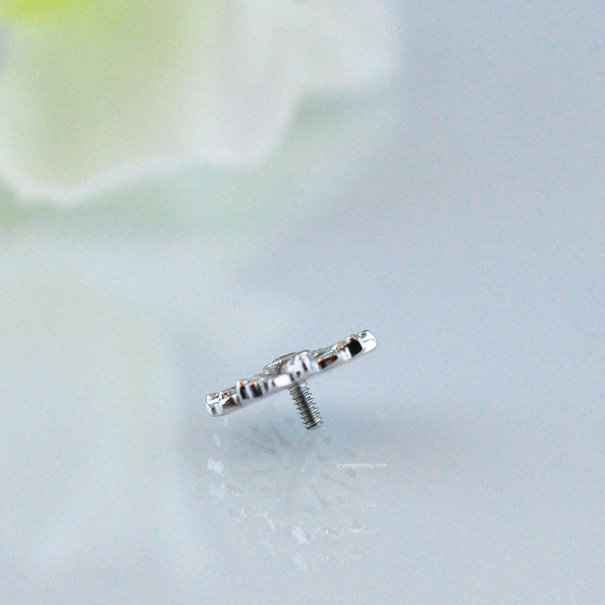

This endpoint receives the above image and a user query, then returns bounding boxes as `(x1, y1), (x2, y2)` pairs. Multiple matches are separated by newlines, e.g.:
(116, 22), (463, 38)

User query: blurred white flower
(0, 0), (398, 202)
(0, 3), (401, 598)
(0, 76), (403, 605)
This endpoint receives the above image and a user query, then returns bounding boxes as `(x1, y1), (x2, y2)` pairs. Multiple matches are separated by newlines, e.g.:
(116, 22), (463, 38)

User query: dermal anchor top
(205, 330), (378, 430)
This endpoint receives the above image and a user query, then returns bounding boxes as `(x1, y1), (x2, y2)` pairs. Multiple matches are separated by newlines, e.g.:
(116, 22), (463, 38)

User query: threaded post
(289, 381), (323, 430)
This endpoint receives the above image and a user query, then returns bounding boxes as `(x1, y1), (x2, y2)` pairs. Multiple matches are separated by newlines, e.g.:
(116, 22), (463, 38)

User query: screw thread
(289, 381), (323, 430)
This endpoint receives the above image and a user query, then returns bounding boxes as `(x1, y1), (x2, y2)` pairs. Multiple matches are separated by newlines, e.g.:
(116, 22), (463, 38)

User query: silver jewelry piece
(206, 330), (378, 430)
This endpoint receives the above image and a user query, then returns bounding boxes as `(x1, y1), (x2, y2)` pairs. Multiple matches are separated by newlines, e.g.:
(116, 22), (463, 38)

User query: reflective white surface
(2, 1), (605, 603)
(186, 2), (605, 600)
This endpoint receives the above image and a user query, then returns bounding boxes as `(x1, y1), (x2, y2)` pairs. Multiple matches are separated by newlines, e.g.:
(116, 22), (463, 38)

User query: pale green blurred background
(1, 2), (605, 604)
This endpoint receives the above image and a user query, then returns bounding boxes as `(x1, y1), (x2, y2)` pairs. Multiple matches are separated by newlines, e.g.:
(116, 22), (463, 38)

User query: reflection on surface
(206, 402), (381, 569)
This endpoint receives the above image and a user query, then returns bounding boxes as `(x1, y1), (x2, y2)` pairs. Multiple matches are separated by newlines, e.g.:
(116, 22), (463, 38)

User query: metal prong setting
(205, 330), (377, 428)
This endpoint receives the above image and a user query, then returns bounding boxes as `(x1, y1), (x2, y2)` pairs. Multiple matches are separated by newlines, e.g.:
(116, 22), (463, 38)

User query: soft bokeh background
(2, 2), (604, 603)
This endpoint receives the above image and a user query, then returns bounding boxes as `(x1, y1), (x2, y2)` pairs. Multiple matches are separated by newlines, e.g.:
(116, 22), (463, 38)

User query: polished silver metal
(205, 330), (378, 430)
